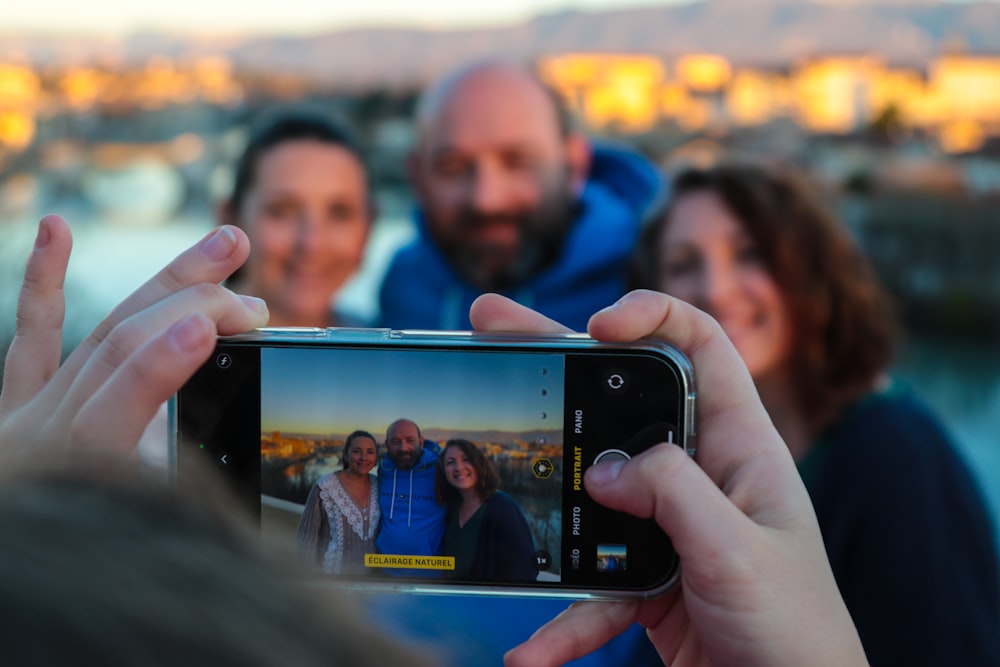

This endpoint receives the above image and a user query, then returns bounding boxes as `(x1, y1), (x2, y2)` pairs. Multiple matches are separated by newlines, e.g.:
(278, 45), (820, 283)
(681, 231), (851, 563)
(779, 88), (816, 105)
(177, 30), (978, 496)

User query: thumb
(584, 442), (756, 563)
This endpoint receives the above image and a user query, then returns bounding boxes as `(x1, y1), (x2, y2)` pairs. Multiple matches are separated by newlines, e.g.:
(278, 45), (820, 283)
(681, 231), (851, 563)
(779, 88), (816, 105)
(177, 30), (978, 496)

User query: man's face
(385, 420), (424, 470)
(412, 73), (580, 292)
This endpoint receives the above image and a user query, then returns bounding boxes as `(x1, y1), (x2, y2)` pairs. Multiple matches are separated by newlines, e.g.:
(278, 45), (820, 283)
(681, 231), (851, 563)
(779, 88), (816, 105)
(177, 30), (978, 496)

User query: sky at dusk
(8, 0), (991, 37)
(5, 0), (687, 36)
(260, 347), (565, 436)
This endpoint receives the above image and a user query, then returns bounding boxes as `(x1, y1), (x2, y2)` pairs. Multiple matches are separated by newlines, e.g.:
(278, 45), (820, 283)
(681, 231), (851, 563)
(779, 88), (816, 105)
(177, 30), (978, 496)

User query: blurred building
(0, 62), (40, 162)
(540, 52), (1000, 155)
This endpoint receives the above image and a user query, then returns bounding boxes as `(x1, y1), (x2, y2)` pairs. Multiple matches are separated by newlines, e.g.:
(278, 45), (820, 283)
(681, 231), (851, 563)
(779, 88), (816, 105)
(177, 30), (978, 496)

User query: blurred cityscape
(4, 8), (1000, 335)
(261, 427), (563, 505)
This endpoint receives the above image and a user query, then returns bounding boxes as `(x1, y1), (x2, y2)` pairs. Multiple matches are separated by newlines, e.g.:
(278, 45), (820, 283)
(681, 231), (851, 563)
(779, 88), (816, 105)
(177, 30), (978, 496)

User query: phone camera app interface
(182, 341), (684, 593)
(258, 347), (565, 586)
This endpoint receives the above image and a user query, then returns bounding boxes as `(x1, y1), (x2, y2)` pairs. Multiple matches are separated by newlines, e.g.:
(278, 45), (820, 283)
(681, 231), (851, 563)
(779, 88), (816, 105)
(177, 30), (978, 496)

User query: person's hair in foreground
(434, 438), (500, 506)
(633, 161), (896, 432)
(0, 456), (428, 667)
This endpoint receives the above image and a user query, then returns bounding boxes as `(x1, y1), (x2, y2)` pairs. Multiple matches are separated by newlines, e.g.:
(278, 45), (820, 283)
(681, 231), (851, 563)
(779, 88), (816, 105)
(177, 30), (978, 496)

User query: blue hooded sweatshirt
(378, 142), (666, 331)
(375, 440), (446, 576)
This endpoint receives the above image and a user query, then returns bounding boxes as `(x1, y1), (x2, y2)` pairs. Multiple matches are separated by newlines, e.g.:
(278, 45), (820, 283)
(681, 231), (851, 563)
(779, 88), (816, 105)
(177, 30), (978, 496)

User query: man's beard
(391, 450), (418, 469)
(433, 182), (579, 293)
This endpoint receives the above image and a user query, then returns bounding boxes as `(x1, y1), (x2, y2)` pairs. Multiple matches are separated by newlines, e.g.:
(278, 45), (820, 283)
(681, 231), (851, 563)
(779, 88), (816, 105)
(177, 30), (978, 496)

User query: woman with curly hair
(435, 439), (537, 583)
(633, 161), (999, 666)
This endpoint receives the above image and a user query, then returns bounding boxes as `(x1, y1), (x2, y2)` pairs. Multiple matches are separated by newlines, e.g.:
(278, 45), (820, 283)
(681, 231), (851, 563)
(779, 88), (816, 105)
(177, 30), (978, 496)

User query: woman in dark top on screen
(633, 161), (1000, 666)
(435, 439), (537, 582)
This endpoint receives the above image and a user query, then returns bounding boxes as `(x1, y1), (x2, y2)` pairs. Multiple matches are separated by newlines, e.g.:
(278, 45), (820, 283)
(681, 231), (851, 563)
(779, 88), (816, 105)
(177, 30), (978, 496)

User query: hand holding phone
(475, 291), (867, 667)
(0, 218), (266, 462)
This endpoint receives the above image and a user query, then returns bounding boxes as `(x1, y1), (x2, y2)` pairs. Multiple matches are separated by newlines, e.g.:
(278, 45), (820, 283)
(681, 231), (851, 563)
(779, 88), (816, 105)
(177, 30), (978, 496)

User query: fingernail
(202, 226), (237, 262)
(169, 313), (210, 353)
(597, 291), (642, 317)
(587, 459), (625, 487)
(239, 295), (268, 313)
(595, 301), (621, 317)
(34, 218), (51, 249)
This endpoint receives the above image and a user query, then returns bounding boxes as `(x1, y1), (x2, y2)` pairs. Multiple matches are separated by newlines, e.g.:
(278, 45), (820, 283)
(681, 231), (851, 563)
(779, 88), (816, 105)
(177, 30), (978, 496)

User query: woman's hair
(435, 439), (500, 506)
(633, 162), (897, 432)
(227, 106), (372, 216)
(340, 429), (377, 469)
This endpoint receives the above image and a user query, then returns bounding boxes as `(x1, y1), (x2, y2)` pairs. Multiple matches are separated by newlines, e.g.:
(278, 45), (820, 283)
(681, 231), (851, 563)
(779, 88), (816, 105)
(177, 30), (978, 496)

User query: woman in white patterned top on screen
(297, 430), (380, 574)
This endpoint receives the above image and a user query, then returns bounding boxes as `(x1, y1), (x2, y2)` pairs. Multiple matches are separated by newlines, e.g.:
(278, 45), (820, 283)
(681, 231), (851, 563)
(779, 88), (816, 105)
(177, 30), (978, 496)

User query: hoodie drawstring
(389, 468), (398, 519)
(408, 470), (414, 528)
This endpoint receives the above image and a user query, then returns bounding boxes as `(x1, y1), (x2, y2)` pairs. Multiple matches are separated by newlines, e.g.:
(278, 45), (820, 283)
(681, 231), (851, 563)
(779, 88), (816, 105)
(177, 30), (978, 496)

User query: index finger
(1, 216), (73, 409)
(504, 601), (642, 667)
(57, 225), (250, 389)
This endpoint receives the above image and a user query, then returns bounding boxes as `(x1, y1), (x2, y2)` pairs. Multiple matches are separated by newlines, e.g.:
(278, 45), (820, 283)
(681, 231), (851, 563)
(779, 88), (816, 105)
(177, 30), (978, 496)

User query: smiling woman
(218, 108), (374, 328)
(434, 438), (538, 583)
(632, 161), (1000, 667)
(297, 429), (380, 575)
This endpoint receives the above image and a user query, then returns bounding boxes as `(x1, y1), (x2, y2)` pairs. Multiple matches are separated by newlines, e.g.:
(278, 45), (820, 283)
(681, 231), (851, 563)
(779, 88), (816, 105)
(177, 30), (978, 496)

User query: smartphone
(171, 327), (696, 599)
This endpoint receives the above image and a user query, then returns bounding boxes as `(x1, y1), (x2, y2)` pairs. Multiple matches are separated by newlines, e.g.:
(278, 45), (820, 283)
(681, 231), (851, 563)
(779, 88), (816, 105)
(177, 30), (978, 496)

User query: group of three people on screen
(296, 417), (538, 582)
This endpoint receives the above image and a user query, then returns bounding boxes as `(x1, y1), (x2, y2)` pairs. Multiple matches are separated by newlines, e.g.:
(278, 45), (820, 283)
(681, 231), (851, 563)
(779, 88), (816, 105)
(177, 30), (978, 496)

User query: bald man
(378, 60), (666, 331)
(374, 418), (445, 577)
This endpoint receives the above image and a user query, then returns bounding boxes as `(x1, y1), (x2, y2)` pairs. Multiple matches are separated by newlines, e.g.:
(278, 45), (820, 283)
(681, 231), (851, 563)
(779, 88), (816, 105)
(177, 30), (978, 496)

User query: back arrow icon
(220, 454), (229, 464)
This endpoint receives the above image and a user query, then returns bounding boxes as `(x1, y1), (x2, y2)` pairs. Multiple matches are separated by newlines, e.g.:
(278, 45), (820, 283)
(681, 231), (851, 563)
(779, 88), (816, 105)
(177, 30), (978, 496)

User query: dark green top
(794, 377), (999, 666)
(441, 503), (485, 579)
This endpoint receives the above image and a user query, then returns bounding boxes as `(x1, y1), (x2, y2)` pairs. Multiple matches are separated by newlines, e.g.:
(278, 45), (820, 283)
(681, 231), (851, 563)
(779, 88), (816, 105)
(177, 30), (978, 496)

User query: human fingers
(1, 216), (73, 411)
(469, 293), (573, 334)
(57, 225), (250, 384)
(503, 601), (641, 667)
(69, 312), (218, 453)
(584, 443), (771, 567)
(46, 284), (267, 433)
(588, 290), (785, 487)
(587, 293), (864, 665)
(589, 290), (762, 423)
(585, 445), (846, 667)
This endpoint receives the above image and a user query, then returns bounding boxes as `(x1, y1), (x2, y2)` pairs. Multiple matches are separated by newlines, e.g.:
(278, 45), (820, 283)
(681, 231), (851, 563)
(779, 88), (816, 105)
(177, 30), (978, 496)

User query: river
(1, 215), (998, 546)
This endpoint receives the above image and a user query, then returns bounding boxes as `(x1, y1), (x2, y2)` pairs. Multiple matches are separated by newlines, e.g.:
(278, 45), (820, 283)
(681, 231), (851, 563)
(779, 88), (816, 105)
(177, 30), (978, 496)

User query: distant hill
(263, 428), (561, 446)
(5, 0), (1000, 86)
(422, 428), (561, 446)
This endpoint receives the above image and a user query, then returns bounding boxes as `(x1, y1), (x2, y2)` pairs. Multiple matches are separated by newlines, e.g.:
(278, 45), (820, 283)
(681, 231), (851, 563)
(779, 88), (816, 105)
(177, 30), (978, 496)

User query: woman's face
(345, 436), (377, 476)
(236, 140), (370, 326)
(442, 446), (478, 493)
(657, 190), (793, 380)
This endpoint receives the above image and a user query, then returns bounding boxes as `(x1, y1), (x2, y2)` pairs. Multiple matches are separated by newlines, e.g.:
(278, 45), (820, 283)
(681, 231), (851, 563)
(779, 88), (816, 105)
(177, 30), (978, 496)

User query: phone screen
(176, 336), (689, 596)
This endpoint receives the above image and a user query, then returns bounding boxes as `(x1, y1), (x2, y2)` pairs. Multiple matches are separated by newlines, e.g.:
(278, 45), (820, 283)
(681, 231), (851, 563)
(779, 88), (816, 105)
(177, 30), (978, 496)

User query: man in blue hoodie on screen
(375, 418), (445, 577)
(378, 59), (666, 332)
